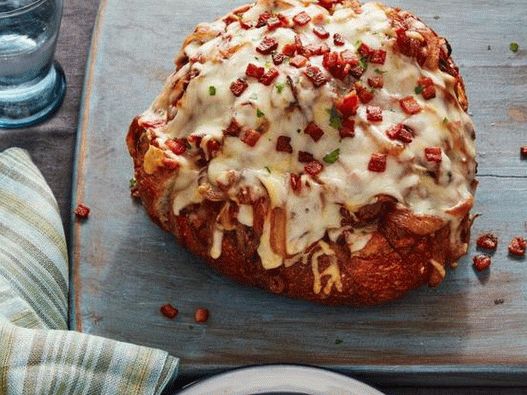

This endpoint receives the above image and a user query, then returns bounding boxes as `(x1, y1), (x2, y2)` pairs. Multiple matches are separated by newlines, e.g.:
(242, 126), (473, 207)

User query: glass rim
(0, 0), (50, 18)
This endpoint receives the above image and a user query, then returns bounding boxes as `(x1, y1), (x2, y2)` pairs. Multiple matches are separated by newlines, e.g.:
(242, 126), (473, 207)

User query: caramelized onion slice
(387, 207), (445, 236)
(270, 207), (287, 258)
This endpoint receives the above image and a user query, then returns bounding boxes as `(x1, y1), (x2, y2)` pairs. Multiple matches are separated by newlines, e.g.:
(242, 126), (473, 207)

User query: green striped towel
(0, 148), (178, 395)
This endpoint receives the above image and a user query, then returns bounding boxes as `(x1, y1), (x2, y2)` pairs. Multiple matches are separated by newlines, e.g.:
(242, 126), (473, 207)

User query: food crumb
(520, 146), (527, 159)
(160, 304), (179, 319)
(510, 42), (520, 53)
(433, 15), (440, 20)
(508, 236), (527, 257)
(473, 254), (491, 272)
(194, 308), (209, 323)
(476, 233), (498, 251)
(487, 45), (491, 51)
(335, 339), (343, 345)
(129, 177), (140, 199)
(74, 203), (90, 219)
(494, 298), (505, 305)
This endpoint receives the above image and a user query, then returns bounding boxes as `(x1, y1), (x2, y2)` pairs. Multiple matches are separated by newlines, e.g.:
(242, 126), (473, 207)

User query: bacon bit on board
(276, 136), (293, 153)
(425, 147), (442, 163)
(508, 236), (527, 257)
(368, 153), (387, 172)
(194, 308), (209, 323)
(74, 203), (90, 219)
(476, 233), (498, 251)
(304, 122), (325, 142)
(473, 255), (491, 272)
(160, 304), (178, 319)
(230, 78), (248, 96)
(520, 146), (527, 158)
(399, 96), (422, 114)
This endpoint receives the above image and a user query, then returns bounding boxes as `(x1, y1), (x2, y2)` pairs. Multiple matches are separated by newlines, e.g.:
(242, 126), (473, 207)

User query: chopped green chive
(359, 56), (368, 70)
(265, 166), (271, 173)
(209, 86), (216, 96)
(184, 140), (192, 149)
(257, 108), (265, 118)
(443, 117), (449, 124)
(374, 68), (387, 74)
(129, 178), (137, 189)
(510, 42), (519, 53)
(335, 339), (344, 345)
(323, 148), (340, 164)
(415, 85), (424, 94)
(327, 106), (343, 130)
(249, 92), (258, 101)
(276, 82), (285, 94)
(296, 129), (301, 134)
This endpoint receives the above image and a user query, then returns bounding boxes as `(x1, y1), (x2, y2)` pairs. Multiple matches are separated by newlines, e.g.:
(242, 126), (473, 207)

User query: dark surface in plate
(70, 0), (527, 386)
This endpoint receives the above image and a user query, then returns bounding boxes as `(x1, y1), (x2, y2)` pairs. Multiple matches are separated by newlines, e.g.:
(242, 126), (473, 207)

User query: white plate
(177, 365), (385, 395)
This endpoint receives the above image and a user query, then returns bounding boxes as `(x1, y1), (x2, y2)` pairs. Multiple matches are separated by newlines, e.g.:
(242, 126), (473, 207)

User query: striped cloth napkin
(0, 148), (178, 395)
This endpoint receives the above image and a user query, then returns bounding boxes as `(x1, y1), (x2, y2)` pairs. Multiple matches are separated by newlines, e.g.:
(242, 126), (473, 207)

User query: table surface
(0, 0), (525, 393)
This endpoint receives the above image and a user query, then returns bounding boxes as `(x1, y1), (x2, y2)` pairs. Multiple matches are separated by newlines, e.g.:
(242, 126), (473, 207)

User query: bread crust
(126, 1), (475, 306)
(128, 121), (471, 306)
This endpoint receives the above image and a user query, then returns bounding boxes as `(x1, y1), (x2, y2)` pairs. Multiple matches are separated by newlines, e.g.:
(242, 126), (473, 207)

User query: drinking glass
(0, 0), (66, 128)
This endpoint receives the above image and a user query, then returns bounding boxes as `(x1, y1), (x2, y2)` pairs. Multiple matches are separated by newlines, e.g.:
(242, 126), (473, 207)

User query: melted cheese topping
(138, 0), (477, 280)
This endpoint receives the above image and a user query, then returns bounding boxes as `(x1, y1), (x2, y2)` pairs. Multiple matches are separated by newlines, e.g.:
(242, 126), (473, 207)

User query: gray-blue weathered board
(70, 0), (527, 386)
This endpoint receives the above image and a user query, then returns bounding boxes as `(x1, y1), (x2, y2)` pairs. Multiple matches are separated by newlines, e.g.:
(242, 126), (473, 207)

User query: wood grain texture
(70, 0), (527, 389)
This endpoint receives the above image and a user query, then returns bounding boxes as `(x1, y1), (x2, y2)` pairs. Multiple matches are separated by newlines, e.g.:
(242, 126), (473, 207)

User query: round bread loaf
(126, 0), (477, 305)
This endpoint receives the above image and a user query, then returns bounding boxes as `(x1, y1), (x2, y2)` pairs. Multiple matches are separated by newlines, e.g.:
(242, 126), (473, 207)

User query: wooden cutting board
(70, 0), (527, 386)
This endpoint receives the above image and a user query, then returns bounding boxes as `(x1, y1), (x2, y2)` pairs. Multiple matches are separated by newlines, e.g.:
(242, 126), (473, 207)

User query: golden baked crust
(126, 0), (477, 306)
